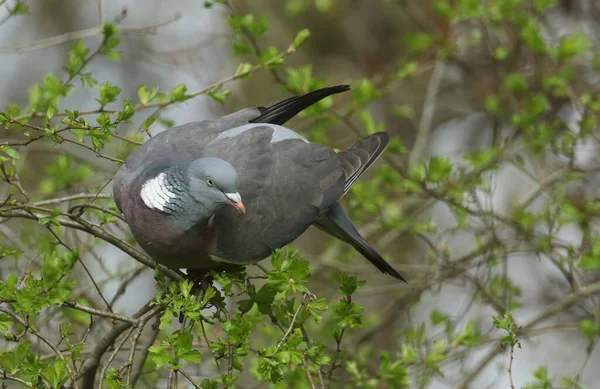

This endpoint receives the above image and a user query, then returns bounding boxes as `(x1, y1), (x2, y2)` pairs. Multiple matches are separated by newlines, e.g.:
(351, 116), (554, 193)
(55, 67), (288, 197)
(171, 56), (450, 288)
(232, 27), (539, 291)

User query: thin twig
(128, 315), (160, 387)
(301, 356), (318, 389)
(0, 208), (183, 280)
(77, 301), (160, 388)
(508, 343), (516, 389)
(62, 301), (137, 324)
(179, 369), (202, 389)
(97, 327), (136, 389)
(275, 294), (307, 352)
(33, 193), (112, 206)
(109, 266), (147, 307)
(68, 203), (126, 222)
(0, 369), (33, 387)
(408, 61), (445, 167)
(200, 319), (220, 370)
(0, 308), (67, 361)
(0, 13), (182, 53)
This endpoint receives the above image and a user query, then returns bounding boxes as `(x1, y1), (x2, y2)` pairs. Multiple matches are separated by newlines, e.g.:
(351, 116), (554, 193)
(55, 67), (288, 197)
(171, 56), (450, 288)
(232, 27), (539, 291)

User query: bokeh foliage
(0, 0), (600, 388)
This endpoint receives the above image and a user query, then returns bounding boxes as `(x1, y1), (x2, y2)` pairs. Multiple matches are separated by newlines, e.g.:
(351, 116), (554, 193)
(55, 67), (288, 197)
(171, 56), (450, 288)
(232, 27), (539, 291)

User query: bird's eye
(206, 178), (215, 187)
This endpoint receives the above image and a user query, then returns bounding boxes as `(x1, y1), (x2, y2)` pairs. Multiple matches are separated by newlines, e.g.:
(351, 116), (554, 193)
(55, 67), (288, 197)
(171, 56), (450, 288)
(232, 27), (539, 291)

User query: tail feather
(250, 85), (350, 125)
(315, 203), (405, 281)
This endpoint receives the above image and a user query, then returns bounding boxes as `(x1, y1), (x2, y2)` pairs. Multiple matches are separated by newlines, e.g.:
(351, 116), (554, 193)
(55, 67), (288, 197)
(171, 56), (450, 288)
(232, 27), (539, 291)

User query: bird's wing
(113, 85), (350, 213)
(312, 132), (404, 280)
(197, 125), (345, 261)
(337, 132), (389, 196)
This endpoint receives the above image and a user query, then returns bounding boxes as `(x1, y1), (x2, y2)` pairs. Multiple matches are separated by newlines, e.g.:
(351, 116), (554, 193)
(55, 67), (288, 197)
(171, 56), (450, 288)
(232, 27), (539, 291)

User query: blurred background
(1, 0), (600, 388)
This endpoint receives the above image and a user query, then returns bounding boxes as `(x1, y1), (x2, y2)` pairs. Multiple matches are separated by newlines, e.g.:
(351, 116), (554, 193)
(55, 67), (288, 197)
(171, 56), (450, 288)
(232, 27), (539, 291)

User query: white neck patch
(140, 172), (177, 212)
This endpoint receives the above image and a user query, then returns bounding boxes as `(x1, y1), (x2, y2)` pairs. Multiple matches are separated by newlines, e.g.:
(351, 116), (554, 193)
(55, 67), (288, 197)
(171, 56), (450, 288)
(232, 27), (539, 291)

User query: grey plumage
(113, 85), (405, 280)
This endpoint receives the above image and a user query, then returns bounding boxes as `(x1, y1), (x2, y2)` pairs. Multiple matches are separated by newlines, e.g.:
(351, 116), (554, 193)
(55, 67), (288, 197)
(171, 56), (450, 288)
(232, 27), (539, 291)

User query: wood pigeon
(113, 85), (404, 281)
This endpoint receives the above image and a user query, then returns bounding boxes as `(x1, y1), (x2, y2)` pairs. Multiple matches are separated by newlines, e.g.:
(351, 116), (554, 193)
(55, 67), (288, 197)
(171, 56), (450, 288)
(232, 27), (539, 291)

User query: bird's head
(187, 157), (246, 215)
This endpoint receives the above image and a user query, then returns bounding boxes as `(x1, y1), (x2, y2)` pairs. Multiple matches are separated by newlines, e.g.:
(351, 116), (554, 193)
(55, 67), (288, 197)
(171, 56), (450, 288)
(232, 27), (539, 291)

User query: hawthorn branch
(68, 203), (126, 222)
(508, 343), (516, 389)
(33, 193), (112, 206)
(0, 307), (67, 362)
(0, 369), (33, 387)
(408, 60), (445, 167)
(459, 279), (600, 388)
(96, 327), (136, 389)
(276, 293), (308, 352)
(62, 301), (137, 325)
(128, 315), (160, 387)
(77, 301), (160, 388)
(0, 12), (182, 53)
(0, 208), (183, 281)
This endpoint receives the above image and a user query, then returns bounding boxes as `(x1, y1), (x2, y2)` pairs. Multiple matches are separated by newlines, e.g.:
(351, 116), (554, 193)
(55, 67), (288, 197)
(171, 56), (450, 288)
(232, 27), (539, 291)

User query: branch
(522, 280), (600, 332)
(33, 193), (112, 206)
(0, 307), (67, 362)
(77, 300), (157, 388)
(408, 60), (445, 168)
(276, 293), (308, 352)
(0, 208), (183, 281)
(0, 12), (182, 53)
(0, 369), (33, 387)
(128, 315), (160, 387)
(459, 279), (600, 387)
(67, 203), (126, 222)
(508, 344), (517, 389)
(62, 301), (137, 325)
(96, 327), (136, 389)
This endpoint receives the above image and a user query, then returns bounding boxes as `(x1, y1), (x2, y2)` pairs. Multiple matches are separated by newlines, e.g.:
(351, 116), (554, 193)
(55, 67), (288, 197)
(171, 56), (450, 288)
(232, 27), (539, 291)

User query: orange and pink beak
(225, 192), (246, 215)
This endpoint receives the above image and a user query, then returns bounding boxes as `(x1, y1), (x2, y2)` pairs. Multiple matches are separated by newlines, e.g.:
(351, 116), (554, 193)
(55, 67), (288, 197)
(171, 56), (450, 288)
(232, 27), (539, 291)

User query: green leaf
(0, 145), (20, 160)
(101, 23), (121, 60)
(289, 28), (311, 51)
(0, 340), (32, 375)
(235, 62), (253, 78)
(534, 0), (557, 12)
(494, 46), (508, 61)
(337, 273), (366, 296)
(180, 349), (202, 364)
(117, 99), (135, 122)
(12, 3), (29, 15)
(427, 156), (453, 182)
(504, 72), (528, 93)
(256, 355), (284, 383)
(63, 40), (90, 78)
(105, 368), (126, 389)
(406, 32), (434, 55)
(316, 0), (333, 12)
(41, 358), (72, 389)
(397, 61), (418, 79)
(557, 33), (589, 62)
(352, 79), (381, 107)
(579, 238), (600, 271)
(149, 345), (172, 367)
(143, 116), (156, 132)
(97, 82), (121, 108)
(578, 319), (600, 341)
(521, 20), (547, 55)
(259, 46), (284, 67)
(0, 313), (12, 331)
(170, 84), (192, 103)
(207, 88), (231, 104)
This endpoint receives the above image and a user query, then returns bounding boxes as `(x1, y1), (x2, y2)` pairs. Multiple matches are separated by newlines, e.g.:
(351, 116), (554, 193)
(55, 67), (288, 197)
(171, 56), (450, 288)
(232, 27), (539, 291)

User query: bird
(113, 85), (405, 281)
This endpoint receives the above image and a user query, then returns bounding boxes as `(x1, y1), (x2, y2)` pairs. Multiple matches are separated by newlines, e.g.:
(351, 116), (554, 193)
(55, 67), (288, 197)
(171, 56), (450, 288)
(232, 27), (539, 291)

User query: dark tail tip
(353, 236), (406, 282)
(250, 85), (351, 125)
